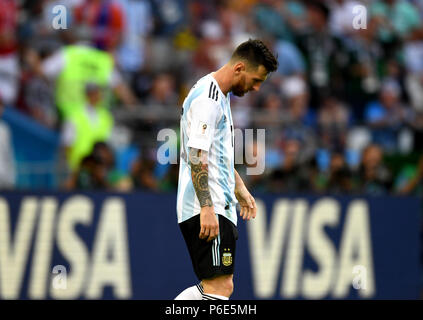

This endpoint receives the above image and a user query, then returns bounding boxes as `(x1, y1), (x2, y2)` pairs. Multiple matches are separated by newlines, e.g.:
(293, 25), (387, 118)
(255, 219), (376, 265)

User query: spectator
(158, 161), (179, 191)
(394, 154), (423, 196)
(0, 0), (19, 106)
(325, 152), (354, 194)
(92, 141), (133, 191)
(365, 79), (411, 152)
(267, 138), (311, 193)
(146, 73), (178, 107)
(329, 0), (363, 38)
(66, 154), (109, 190)
(409, 110), (423, 152)
(134, 72), (180, 150)
(401, 0), (423, 114)
(357, 144), (392, 195)
(281, 76), (317, 163)
(130, 147), (160, 191)
(340, 20), (383, 113)
(252, 0), (295, 41)
(22, 0), (79, 51)
(0, 102), (16, 189)
(370, 0), (422, 43)
(116, 0), (154, 80)
(317, 96), (350, 151)
(24, 43), (138, 120)
(294, 1), (336, 107)
(274, 39), (306, 77)
(17, 48), (57, 129)
(61, 82), (114, 171)
(149, 0), (187, 37)
(74, 0), (125, 52)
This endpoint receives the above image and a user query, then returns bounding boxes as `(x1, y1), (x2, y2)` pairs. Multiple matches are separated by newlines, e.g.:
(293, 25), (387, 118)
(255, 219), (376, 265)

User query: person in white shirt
(175, 39), (278, 300)
(0, 102), (15, 189)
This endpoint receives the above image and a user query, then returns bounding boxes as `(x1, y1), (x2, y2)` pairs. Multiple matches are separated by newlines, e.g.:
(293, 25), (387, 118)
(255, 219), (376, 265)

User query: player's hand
(199, 206), (219, 242)
(235, 185), (257, 221)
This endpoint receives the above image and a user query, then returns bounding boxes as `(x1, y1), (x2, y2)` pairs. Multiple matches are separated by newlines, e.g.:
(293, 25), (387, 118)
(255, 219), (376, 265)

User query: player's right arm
(186, 96), (222, 242)
(188, 148), (218, 242)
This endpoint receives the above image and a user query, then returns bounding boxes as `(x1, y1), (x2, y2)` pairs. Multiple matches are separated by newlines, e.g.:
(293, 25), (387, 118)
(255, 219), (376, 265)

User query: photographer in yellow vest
(61, 82), (113, 171)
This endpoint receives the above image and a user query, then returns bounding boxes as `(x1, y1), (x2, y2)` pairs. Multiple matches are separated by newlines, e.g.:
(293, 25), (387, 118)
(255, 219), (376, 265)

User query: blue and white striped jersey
(177, 73), (237, 226)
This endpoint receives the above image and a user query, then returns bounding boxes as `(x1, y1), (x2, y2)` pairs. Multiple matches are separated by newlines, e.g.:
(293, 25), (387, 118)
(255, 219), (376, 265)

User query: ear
(233, 61), (246, 75)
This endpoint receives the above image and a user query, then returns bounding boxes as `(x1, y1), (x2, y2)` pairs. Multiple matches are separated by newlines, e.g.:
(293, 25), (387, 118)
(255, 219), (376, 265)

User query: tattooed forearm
(189, 148), (213, 207)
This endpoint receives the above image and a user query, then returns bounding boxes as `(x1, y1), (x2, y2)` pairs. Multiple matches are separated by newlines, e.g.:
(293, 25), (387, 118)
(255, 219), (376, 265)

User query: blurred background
(0, 0), (421, 195)
(0, 0), (423, 300)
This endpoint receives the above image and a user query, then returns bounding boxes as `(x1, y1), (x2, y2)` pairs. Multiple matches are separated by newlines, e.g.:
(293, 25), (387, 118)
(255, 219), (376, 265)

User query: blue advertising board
(0, 191), (420, 299)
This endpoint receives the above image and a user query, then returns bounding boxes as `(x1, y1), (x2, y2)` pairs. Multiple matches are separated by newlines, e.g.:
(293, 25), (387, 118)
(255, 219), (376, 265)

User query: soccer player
(175, 39), (278, 300)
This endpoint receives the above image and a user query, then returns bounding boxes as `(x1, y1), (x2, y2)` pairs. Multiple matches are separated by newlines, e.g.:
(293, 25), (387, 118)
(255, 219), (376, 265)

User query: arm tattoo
(189, 148), (213, 207)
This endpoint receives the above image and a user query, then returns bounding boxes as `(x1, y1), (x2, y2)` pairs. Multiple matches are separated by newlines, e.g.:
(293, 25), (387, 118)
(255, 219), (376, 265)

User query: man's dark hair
(231, 39), (278, 73)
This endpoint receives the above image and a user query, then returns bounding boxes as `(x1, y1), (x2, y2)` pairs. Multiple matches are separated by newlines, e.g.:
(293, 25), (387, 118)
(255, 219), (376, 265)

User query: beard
(232, 89), (245, 97)
(231, 78), (247, 97)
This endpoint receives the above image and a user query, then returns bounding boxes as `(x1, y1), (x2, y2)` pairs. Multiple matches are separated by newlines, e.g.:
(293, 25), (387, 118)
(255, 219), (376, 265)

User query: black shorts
(179, 214), (238, 281)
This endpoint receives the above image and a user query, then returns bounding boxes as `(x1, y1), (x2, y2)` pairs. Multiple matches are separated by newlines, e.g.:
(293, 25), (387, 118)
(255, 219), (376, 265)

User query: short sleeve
(187, 97), (221, 152)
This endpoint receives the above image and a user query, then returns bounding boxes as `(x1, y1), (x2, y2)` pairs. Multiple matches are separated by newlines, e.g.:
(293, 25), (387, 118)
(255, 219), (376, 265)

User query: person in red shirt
(74, 0), (125, 52)
(0, 0), (19, 105)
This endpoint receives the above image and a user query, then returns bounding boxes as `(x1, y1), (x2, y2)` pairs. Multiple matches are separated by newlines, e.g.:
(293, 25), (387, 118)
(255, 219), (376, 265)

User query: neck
(211, 64), (233, 96)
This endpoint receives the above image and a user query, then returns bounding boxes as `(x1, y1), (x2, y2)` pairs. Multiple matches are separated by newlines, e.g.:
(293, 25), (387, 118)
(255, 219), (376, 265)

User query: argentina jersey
(177, 73), (237, 226)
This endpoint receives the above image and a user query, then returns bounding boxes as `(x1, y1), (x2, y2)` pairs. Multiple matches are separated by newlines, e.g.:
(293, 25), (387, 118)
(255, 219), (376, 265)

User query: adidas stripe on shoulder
(208, 82), (219, 101)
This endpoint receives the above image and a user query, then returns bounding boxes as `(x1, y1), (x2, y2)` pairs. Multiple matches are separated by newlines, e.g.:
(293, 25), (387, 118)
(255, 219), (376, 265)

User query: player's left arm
(234, 169), (257, 220)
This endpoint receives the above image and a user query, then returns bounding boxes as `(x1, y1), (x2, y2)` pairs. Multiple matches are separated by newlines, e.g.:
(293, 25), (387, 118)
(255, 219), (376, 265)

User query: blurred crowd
(0, 0), (423, 196)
